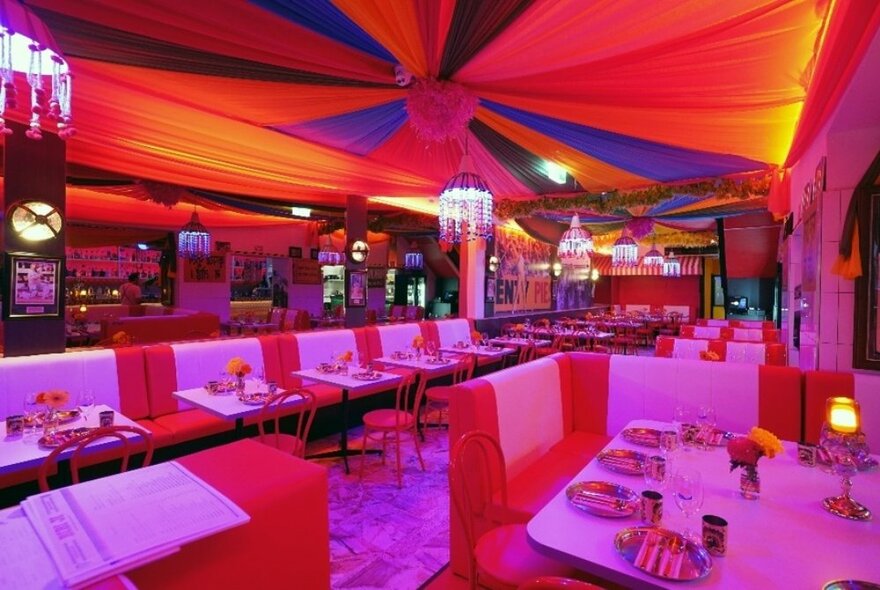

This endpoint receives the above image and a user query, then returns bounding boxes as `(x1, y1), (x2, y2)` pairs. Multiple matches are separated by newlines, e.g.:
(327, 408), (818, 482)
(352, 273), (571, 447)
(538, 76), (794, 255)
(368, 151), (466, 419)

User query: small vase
(43, 407), (60, 437)
(235, 375), (246, 395)
(740, 465), (760, 500)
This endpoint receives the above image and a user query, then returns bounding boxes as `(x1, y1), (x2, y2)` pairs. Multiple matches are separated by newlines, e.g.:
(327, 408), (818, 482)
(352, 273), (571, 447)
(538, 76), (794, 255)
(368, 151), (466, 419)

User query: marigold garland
(495, 176), (771, 220)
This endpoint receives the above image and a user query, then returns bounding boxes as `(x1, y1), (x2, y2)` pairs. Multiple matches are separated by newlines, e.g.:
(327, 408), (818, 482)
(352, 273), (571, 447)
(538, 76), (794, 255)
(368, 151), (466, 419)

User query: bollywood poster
(493, 229), (553, 313)
(9, 255), (61, 317)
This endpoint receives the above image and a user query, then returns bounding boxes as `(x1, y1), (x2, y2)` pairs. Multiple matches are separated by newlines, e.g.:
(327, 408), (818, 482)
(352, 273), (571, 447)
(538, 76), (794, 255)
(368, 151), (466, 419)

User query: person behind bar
(119, 272), (142, 306)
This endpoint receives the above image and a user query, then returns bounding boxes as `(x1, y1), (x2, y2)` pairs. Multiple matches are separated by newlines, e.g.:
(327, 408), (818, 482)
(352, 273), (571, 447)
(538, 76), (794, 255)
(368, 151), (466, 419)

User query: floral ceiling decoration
(6, 0), (877, 236)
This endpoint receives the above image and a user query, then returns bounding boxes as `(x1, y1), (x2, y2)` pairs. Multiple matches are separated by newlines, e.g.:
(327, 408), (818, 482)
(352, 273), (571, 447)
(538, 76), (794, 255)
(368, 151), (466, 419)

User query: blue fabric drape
(274, 100), (407, 156)
(483, 100), (767, 181)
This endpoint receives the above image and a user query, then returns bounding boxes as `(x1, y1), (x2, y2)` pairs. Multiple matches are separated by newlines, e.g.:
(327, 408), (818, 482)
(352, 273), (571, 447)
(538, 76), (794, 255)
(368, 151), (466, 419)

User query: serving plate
(614, 527), (713, 581)
(597, 449), (647, 475)
(238, 392), (272, 406)
(425, 358), (451, 365)
(823, 581), (880, 590)
(39, 427), (94, 448)
(352, 372), (382, 381)
(565, 481), (638, 518)
(685, 424), (734, 447)
(622, 427), (662, 448)
(26, 409), (81, 427)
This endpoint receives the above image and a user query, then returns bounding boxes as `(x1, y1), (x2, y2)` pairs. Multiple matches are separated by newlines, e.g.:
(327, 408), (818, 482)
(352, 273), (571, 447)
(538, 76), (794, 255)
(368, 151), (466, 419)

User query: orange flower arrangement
(412, 335), (424, 349)
(471, 330), (482, 344)
(514, 323), (526, 333)
(112, 331), (132, 346)
(337, 350), (353, 363)
(35, 389), (70, 409)
(728, 427), (783, 470)
(699, 350), (721, 361)
(226, 357), (252, 377)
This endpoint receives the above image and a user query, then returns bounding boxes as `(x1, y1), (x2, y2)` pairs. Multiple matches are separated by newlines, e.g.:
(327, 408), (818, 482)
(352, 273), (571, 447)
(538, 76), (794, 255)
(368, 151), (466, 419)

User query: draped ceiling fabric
(5, 0), (876, 240)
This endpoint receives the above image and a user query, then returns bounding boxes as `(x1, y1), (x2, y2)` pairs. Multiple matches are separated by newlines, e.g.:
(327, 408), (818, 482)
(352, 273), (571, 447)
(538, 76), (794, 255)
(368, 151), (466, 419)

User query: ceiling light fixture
(438, 146), (494, 243)
(612, 228), (639, 267)
(558, 214), (593, 266)
(177, 208), (211, 259)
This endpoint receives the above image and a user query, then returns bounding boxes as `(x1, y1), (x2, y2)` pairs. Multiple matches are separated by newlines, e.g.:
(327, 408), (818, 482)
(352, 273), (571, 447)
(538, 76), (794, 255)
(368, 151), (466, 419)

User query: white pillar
(460, 237), (486, 319)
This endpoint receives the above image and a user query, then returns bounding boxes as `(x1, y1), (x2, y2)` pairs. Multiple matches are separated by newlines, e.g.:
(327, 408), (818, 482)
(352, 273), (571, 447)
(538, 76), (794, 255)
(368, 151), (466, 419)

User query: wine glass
(481, 332), (489, 346)
(254, 365), (265, 391)
(696, 406), (717, 450)
(672, 469), (704, 542)
(426, 340), (437, 358)
(78, 390), (96, 423)
(23, 393), (39, 437)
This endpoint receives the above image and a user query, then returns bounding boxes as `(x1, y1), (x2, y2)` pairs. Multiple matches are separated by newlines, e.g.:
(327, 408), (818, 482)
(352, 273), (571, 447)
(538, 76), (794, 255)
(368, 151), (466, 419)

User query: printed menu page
(22, 462), (249, 588)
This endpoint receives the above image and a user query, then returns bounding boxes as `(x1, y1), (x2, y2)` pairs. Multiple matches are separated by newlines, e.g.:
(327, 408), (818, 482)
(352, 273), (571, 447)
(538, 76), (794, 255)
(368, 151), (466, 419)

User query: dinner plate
(352, 372), (381, 381)
(26, 409), (81, 427)
(823, 581), (880, 590)
(597, 449), (647, 475)
(565, 481), (638, 517)
(238, 392), (272, 406)
(614, 527), (713, 581)
(39, 427), (94, 449)
(685, 424), (734, 446)
(622, 427), (662, 448)
(425, 358), (451, 365)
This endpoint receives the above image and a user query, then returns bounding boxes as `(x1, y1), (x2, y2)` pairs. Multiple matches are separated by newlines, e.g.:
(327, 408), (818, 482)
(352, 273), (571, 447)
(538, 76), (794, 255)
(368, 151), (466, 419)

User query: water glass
(673, 405), (695, 450)
(672, 468), (704, 542)
(643, 455), (667, 490)
(696, 406), (717, 450)
(23, 393), (39, 437)
(78, 390), (96, 422)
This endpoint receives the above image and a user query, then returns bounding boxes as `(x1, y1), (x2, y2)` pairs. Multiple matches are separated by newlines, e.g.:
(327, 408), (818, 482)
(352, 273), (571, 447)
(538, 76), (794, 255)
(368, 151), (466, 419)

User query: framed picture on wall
(486, 277), (496, 302)
(289, 246), (302, 258)
(7, 254), (62, 318)
(310, 248), (319, 260)
(346, 269), (367, 307)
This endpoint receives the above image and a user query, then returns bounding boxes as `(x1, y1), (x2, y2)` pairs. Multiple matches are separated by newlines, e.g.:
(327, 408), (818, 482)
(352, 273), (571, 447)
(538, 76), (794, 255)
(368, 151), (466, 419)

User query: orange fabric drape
(832, 225), (863, 279)
(767, 167), (792, 219)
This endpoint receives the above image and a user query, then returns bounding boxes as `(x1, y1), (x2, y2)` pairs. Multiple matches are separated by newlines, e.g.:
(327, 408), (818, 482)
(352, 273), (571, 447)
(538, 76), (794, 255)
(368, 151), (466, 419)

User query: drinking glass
(426, 341), (436, 357)
(672, 469), (704, 542)
(696, 406), (717, 450)
(78, 390), (96, 422)
(643, 455), (667, 491)
(481, 332), (489, 346)
(23, 393), (39, 437)
(254, 365), (265, 391)
(673, 405), (695, 451)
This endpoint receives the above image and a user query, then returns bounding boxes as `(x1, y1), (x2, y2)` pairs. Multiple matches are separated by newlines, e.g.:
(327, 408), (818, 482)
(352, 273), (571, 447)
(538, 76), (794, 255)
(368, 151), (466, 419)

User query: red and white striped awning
(593, 255), (703, 276)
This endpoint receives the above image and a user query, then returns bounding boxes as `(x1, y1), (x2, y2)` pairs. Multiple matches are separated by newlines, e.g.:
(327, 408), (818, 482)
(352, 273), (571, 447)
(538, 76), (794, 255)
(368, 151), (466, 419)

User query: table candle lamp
(820, 397), (872, 521)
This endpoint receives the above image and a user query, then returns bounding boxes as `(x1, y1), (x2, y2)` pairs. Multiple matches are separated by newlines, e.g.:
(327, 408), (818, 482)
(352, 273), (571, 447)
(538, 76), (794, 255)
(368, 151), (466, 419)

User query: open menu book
(19, 461), (249, 589)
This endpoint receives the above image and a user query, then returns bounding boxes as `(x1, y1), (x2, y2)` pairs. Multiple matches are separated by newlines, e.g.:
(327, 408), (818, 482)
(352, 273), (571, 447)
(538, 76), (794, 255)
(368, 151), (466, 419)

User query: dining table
(438, 344), (515, 363)
(0, 405), (144, 477)
(172, 381), (305, 436)
(527, 419), (880, 589)
(488, 337), (551, 348)
(290, 367), (401, 474)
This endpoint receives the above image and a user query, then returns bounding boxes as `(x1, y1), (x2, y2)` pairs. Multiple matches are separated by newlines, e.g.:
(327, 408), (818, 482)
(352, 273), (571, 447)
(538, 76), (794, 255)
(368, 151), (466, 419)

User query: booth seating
(101, 311), (220, 343)
(65, 304), (175, 323)
(447, 352), (802, 580)
(697, 318), (775, 329)
(679, 324), (779, 343)
(655, 336), (787, 365)
(126, 439), (330, 589)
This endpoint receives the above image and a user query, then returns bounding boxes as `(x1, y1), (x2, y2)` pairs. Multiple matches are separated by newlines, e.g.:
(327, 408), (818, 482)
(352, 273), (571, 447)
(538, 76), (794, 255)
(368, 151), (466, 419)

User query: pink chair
(422, 354), (476, 430)
(255, 389), (316, 458)
(450, 431), (578, 589)
(38, 425), (155, 491)
(359, 370), (427, 487)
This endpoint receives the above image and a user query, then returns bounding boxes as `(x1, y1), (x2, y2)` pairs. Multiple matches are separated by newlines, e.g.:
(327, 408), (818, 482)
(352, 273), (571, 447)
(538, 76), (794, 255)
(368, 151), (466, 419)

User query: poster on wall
(346, 270), (367, 307)
(493, 229), (554, 313)
(183, 255), (227, 282)
(8, 255), (61, 317)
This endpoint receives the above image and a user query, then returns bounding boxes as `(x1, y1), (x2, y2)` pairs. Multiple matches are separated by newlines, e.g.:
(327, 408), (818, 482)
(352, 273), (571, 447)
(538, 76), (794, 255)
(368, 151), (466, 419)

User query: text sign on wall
(493, 276), (552, 312)
(183, 255), (226, 282)
(292, 258), (321, 285)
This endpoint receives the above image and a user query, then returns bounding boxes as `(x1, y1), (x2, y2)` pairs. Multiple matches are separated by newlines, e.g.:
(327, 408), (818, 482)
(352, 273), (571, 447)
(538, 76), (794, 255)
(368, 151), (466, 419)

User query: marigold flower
(747, 426), (783, 458)
(35, 389), (70, 409)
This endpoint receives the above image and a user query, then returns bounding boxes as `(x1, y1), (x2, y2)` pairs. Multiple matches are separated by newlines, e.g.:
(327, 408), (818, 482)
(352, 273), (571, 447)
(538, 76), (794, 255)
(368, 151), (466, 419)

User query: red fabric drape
(784, 0), (880, 168)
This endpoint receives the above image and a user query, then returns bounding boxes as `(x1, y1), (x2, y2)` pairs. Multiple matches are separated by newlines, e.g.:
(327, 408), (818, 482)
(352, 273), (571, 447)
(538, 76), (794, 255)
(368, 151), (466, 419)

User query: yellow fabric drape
(832, 225), (863, 280)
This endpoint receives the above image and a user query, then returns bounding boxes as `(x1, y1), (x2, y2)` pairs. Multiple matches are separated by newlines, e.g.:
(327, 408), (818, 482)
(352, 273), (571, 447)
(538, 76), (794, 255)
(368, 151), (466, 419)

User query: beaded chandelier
(642, 235), (664, 266)
(317, 234), (344, 266)
(612, 228), (639, 267)
(177, 210), (211, 259)
(662, 250), (682, 277)
(404, 241), (424, 270)
(438, 154), (494, 243)
(558, 214), (593, 267)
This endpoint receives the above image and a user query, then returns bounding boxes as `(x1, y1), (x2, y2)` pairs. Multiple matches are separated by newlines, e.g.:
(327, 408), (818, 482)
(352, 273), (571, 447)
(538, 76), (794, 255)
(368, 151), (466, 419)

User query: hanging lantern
(0, 2), (75, 139)
(643, 235), (664, 267)
(438, 154), (494, 243)
(318, 234), (344, 266)
(612, 229), (639, 267)
(404, 241), (424, 270)
(177, 209), (211, 259)
(663, 250), (682, 277)
(558, 214), (593, 267)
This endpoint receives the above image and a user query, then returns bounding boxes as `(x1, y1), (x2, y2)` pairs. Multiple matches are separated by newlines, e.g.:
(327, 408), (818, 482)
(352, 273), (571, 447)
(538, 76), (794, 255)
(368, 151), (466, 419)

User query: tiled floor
(309, 426), (451, 590)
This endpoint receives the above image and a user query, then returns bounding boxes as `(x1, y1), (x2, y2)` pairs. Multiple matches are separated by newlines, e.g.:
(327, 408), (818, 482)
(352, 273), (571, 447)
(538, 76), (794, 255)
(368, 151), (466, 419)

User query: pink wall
(611, 276), (700, 319)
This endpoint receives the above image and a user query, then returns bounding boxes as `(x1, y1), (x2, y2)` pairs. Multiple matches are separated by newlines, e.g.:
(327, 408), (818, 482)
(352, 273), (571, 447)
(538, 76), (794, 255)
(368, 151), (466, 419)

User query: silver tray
(823, 581), (880, 590)
(622, 427), (662, 448)
(565, 481), (638, 517)
(684, 424), (734, 446)
(352, 372), (382, 381)
(39, 427), (95, 449)
(425, 358), (451, 365)
(597, 449), (647, 475)
(614, 527), (713, 581)
(238, 392), (272, 406)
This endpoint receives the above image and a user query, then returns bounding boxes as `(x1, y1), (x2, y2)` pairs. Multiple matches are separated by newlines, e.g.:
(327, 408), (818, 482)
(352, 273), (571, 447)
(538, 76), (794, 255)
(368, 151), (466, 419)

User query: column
(2, 121), (67, 356)
(459, 234), (486, 319)
(344, 195), (367, 328)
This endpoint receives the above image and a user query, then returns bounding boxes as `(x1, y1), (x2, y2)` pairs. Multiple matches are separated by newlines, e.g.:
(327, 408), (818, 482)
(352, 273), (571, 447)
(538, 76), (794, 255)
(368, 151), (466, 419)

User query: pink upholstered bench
(655, 336), (787, 365)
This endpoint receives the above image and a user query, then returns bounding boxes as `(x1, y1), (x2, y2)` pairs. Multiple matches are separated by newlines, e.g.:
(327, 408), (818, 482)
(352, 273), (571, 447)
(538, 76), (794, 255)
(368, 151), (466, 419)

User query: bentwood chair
(38, 425), (155, 491)
(450, 431), (578, 589)
(517, 577), (606, 590)
(535, 333), (564, 358)
(422, 354), (476, 430)
(255, 389), (316, 458)
(360, 370), (427, 487)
